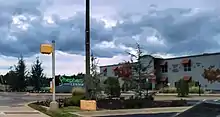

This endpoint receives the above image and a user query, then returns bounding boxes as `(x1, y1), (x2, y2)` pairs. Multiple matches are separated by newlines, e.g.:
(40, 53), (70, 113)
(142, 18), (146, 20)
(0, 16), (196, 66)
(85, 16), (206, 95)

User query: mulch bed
(97, 99), (188, 110)
(34, 97), (188, 110)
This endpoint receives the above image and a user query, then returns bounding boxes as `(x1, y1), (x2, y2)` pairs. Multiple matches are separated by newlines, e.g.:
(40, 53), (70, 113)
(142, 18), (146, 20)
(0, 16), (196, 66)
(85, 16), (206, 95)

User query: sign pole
(49, 40), (58, 110)
(52, 40), (56, 101)
(40, 40), (58, 110)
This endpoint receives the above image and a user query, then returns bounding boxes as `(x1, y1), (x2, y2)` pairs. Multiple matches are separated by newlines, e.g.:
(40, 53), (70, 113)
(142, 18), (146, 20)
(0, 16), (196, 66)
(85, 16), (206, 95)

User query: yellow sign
(40, 44), (53, 54)
(80, 100), (96, 111)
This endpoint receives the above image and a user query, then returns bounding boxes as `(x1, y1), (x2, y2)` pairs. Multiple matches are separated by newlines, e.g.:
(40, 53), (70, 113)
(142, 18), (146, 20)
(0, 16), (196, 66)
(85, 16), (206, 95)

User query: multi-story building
(100, 52), (220, 90)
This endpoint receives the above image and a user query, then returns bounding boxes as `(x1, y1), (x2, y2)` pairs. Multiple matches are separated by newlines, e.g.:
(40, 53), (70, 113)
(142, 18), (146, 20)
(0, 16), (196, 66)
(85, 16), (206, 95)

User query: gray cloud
(1, 0), (220, 58)
(113, 8), (220, 55)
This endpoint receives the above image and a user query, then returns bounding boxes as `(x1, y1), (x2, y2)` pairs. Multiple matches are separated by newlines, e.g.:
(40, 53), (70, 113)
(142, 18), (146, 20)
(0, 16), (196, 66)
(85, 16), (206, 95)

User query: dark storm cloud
(1, 0), (220, 58)
(113, 8), (220, 55)
(0, 9), (113, 57)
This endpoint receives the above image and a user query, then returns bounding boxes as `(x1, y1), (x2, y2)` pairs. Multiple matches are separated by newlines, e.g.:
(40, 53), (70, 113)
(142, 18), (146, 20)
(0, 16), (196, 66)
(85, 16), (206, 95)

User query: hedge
(160, 86), (204, 94)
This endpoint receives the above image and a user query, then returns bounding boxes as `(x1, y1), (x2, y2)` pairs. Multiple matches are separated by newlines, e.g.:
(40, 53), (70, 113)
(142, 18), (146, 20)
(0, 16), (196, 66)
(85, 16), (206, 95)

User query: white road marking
(0, 112), (5, 115)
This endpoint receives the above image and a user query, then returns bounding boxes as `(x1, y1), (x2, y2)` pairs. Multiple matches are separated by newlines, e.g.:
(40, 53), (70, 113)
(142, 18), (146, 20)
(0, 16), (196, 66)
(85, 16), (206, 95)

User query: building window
(182, 59), (191, 72)
(103, 68), (107, 76)
(175, 82), (178, 87)
(161, 63), (168, 73)
(184, 64), (191, 71)
(103, 72), (107, 76)
(113, 67), (118, 76)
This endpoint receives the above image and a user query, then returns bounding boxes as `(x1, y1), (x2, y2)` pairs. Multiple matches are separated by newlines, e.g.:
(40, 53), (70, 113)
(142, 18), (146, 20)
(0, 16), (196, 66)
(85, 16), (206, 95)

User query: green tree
(104, 77), (121, 98)
(0, 75), (4, 84)
(14, 55), (27, 91)
(41, 76), (50, 87)
(3, 70), (16, 91)
(177, 79), (189, 97)
(126, 43), (153, 97)
(55, 75), (61, 86)
(31, 57), (44, 91)
(75, 73), (85, 79)
(88, 53), (102, 99)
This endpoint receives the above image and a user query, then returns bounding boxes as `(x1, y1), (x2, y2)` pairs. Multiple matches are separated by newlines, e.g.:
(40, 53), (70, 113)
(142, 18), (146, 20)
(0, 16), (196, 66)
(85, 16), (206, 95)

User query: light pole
(40, 40), (58, 110)
(85, 0), (91, 99)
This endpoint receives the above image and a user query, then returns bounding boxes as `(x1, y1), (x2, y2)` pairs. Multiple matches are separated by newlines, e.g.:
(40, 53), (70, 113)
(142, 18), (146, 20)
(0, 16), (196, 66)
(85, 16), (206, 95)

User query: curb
(25, 101), (50, 117)
(156, 94), (220, 97)
(72, 106), (191, 117)
(27, 93), (72, 96)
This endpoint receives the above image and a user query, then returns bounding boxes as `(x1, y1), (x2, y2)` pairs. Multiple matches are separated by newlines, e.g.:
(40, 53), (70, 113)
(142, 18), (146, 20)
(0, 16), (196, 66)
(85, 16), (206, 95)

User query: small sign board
(80, 100), (96, 111)
(40, 44), (53, 54)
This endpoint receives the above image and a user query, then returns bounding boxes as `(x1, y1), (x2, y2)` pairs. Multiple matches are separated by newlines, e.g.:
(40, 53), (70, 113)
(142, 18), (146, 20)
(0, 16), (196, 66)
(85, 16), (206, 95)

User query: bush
(159, 86), (204, 94)
(104, 77), (121, 98)
(189, 86), (204, 94)
(63, 95), (85, 107)
(160, 87), (177, 93)
(71, 87), (85, 96)
(177, 79), (189, 97)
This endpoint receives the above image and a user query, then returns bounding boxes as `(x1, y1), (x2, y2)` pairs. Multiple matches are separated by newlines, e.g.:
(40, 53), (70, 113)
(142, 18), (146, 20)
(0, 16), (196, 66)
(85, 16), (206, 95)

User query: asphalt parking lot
(101, 112), (177, 117)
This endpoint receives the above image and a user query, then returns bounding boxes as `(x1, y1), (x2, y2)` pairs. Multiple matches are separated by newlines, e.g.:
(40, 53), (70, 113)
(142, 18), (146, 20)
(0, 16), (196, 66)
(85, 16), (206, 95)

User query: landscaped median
(27, 87), (195, 117)
(28, 102), (80, 117)
(28, 101), (191, 117)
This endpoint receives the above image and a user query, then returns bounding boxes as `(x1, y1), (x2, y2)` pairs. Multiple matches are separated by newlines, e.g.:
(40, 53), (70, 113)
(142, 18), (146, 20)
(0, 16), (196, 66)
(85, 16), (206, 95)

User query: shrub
(189, 86), (204, 94)
(160, 87), (177, 93)
(177, 79), (189, 97)
(71, 87), (85, 96)
(63, 95), (85, 107)
(104, 77), (121, 98)
(160, 86), (204, 94)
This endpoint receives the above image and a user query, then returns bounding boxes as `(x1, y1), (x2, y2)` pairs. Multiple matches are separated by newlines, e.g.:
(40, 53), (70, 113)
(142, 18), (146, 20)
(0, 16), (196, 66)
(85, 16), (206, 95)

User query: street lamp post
(40, 40), (58, 110)
(85, 0), (91, 99)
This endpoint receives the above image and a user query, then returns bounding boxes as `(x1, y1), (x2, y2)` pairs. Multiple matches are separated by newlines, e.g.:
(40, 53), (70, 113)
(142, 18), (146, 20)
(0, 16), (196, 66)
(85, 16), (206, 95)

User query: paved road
(0, 92), (71, 117)
(0, 92), (71, 106)
(0, 92), (218, 117)
(73, 107), (190, 117)
(103, 112), (177, 117)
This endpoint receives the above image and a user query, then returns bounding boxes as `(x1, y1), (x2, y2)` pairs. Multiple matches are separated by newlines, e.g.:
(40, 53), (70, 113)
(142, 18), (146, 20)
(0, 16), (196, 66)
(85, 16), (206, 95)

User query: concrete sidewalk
(154, 94), (220, 101)
(25, 93), (71, 96)
(72, 106), (191, 117)
(156, 93), (220, 96)
(0, 104), (49, 117)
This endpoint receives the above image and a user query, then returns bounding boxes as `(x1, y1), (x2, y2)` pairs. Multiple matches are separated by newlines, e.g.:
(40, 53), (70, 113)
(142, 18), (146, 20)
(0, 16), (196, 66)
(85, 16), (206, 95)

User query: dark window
(103, 68), (107, 76)
(104, 72), (107, 76)
(114, 72), (117, 76)
(161, 64), (168, 73)
(184, 62), (191, 71)
(195, 81), (200, 87)
(175, 82), (179, 87)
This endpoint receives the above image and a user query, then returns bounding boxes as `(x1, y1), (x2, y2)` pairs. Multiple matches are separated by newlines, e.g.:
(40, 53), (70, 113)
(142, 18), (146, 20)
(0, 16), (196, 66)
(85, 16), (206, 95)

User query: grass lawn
(28, 103), (80, 117)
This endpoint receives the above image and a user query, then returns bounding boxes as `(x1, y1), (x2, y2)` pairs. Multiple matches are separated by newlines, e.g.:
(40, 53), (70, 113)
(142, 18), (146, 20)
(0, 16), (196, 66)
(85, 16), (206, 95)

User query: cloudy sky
(0, 0), (220, 76)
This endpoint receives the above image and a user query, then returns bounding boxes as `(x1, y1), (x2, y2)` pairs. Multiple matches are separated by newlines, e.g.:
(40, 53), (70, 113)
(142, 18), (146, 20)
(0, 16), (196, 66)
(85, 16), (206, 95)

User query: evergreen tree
(3, 70), (16, 91)
(31, 57), (44, 91)
(14, 55), (27, 91)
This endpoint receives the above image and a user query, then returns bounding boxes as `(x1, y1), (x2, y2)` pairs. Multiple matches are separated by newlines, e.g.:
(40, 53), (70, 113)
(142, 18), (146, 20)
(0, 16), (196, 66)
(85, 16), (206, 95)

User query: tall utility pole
(85, 0), (91, 99)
